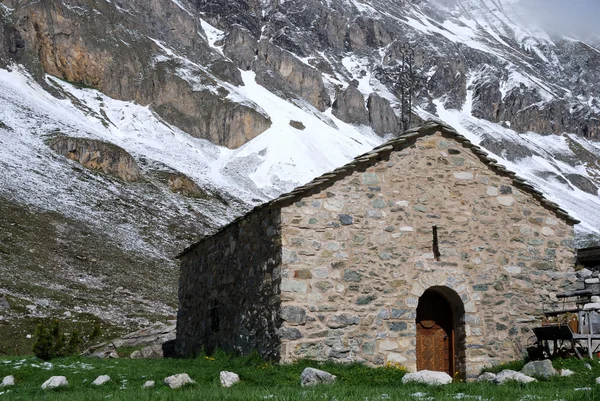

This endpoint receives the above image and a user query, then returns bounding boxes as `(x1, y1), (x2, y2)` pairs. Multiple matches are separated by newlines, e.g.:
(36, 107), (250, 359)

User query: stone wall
(176, 207), (282, 360)
(278, 132), (576, 378)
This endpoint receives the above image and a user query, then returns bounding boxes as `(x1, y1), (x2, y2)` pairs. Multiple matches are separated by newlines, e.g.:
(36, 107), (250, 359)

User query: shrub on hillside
(32, 319), (101, 360)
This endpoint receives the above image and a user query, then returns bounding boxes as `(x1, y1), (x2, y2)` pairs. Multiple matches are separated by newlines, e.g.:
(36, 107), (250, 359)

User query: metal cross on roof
(374, 42), (432, 132)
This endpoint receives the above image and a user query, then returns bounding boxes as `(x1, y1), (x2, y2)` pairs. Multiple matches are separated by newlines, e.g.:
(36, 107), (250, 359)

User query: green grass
(0, 353), (599, 400)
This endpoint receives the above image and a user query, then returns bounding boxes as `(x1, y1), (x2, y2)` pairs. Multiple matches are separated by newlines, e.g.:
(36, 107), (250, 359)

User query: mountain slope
(0, 0), (599, 349)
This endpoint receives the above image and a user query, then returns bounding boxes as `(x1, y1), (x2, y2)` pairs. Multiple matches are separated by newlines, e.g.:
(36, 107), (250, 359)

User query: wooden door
(416, 291), (454, 375)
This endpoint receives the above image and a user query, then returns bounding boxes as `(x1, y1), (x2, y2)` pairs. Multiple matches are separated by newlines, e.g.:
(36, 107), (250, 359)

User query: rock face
(332, 83), (368, 125)
(223, 26), (331, 111)
(41, 376), (68, 390)
(220, 371), (240, 388)
(7, 0), (270, 149)
(49, 137), (141, 182)
(300, 368), (336, 387)
(164, 373), (194, 389)
(167, 174), (209, 198)
(521, 360), (557, 379)
(367, 93), (398, 136)
(402, 370), (453, 385)
(493, 370), (536, 384)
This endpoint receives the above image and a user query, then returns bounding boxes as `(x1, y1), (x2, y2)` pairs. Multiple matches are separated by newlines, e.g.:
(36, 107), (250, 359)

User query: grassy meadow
(0, 352), (599, 400)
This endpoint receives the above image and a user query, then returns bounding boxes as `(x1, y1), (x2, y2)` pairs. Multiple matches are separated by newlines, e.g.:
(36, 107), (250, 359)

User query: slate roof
(177, 120), (580, 258)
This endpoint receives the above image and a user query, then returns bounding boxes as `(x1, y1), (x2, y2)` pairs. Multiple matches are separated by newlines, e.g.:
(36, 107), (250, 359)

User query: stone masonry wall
(279, 131), (576, 378)
(176, 207), (282, 360)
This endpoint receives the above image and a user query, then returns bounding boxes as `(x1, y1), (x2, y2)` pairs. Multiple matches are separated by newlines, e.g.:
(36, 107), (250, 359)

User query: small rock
(0, 296), (10, 310)
(220, 371), (240, 388)
(577, 268), (593, 279)
(164, 373), (194, 389)
(493, 370), (536, 384)
(476, 372), (496, 382)
(560, 369), (575, 377)
(1, 376), (15, 387)
(41, 376), (69, 390)
(300, 368), (336, 387)
(585, 363), (592, 371)
(402, 370), (452, 385)
(92, 375), (111, 386)
(64, 311), (72, 318)
(521, 359), (557, 378)
(142, 380), (155, 389)
(92, 348), (119, 359)
(35, 299), (50, 307)
(26, 334), (32, 339)
(595, 377), (600, 384)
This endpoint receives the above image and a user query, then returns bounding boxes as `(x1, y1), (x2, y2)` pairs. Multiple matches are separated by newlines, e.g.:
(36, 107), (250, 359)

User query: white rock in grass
(142, 380), (155, 389)
(41, 376), (69, 390)
(476, 372), (496, 382)
(560, 369), (575, 377)
(402, 370), (452, 385)
(1, 376), (14, 387)
(596, 376), (600, 385)
(300, 368), (337, 386)
(164, 373), (194, 389)
(92, 375), (111, 386)
(220, 371), (240, 387)
(493, 370), (536, 384)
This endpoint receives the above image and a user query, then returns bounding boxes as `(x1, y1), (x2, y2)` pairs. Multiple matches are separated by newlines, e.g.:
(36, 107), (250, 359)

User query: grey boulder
(41, 376), (69, 390)
(521, 360), (557, 379)
(493, 370), (536, 384)
(300, 368), (336, 387)
(92, 375), (111, 386)
(402, 370), (453, 385)
(476, 372), (496, 382)
(164, 373), (194, 389)
(1, 375), (15, 387)
(130, 345), (163, 359)
(220, 371), (240, 388)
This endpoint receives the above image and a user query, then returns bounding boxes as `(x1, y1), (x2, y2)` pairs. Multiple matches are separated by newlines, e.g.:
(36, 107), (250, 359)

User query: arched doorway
(416, 287), (465, 377)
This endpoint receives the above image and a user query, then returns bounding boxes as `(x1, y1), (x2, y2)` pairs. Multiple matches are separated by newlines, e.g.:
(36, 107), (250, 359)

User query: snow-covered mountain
(0, 0), (599, 342)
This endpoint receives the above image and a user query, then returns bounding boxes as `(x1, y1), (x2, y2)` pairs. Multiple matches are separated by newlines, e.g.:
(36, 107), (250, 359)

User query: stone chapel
(175, 121), (578, 379)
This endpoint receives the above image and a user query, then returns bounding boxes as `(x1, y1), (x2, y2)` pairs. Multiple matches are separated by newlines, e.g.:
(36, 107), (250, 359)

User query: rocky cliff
(0, 0), (599, 350)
